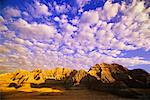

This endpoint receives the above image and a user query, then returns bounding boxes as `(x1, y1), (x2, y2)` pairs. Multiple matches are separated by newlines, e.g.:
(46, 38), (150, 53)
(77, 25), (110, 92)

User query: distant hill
(0, 63), (150, 98)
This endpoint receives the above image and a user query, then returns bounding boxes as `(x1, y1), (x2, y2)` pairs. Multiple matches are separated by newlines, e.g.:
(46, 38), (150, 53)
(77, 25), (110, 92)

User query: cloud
(1, 31), (16, 40)
(0, 42), (32, 69)
(54, 16), (60, 22)
(80, 10), (99, 24)
(0, 0), (150, 71)
(22, 12), (29, 16)
(103, 0), (120, 20)
(54, 2), (71, 14)
(3, 7), (21, 17)
(34, 1), (51, 16)
(0, 16), (8, 31)
(111, 1), (150, 51)
(60, 14), (68, 24)
(0, 25), (8, 31)
(14, 37), (33, 46)
(0, 45), (9, 54)
(11, 18), (56, 40)
(0, 16), (4, 23)
(61, 23), (78, 33)
(76, 0), (91, 7)
(70, 17), (79, 25)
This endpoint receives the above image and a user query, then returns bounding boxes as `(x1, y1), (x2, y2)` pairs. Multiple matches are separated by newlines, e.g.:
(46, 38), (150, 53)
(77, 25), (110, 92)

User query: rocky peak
(110, 63), (128, 73)
(89, 63), (116, 83)
(0, 63), (150, 90)
(32, 68), (42, 73)
(89, 63), (130, 83)
(129, 69), (150, 84)
(45, 67), (72, 80)
(72, 69), (88, 85)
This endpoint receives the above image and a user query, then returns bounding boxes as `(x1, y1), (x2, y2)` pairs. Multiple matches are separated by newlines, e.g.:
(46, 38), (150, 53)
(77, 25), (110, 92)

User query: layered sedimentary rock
(0, 63), (149, 90)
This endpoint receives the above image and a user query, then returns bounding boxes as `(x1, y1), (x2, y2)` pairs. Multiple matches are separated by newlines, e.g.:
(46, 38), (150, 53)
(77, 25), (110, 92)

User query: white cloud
(0, 16), (4, 23)
(61, 23), (78, 33)
(22, 12), (29, 16)
(0, 25), (8, 31)
(0, 0), (150, 71)
(80, 10), (99, 24)
(71, 17), (79, 25)
(1, 31), (16, 39)
(131, 1), (145, 14)
(0, 45), (10, 54)
(34, 2), (51, 16)
(76, 0), (90, 7)
(0, 16), (8, 31)
(54, 3), (71, 13)
(3, 7), (21, 17)
(103, 1), (120, 20)
(14, 37), (33, 46)
(54, 16), (60, 22)
(11, 18), (56, 40)
(61, 48), (75, 55)
(114, 57), (150, 66)
(60, 14), (68, 23)
(25, 40), (33, 46)
(101, 50), (121, 57)
(15, 38), (25, 44)
(0, 42), (32, 69)
(35, 42), (49, 48)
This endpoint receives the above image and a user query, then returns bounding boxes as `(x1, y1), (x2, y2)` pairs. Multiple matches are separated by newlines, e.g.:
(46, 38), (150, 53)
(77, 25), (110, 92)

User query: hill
(0, 63), (150, 98)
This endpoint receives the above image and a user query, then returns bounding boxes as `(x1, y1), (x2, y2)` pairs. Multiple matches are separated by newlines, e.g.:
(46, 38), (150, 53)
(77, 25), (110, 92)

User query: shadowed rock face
(72, 69), (88, 85)
(129, 69), (149, 83)
(0, 63), (150, 90)
(8, 83), (21, 88)
(30, 79), (67, 89)
(0, 63), (150, 87)
(89, 63), (129, 83)
(88, 63), (150, 90)
(128, 69), (150, 88)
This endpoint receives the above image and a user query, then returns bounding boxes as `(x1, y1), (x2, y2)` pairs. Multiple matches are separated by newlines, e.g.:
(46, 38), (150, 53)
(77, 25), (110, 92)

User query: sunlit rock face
(45, 67), (73, 80)
(0, 73), (15, 87)
(0, 63), (150, 91)
(72, 69), (88, 85)
(88, 63), (129, 83)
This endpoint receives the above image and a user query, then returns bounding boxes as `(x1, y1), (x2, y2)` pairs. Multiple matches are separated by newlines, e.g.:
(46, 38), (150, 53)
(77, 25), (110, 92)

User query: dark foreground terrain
(0, 89), (142, 100)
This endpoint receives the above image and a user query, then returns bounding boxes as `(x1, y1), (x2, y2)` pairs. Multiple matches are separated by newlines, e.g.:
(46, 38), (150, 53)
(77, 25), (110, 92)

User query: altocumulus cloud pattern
(0, 0), (150, 71)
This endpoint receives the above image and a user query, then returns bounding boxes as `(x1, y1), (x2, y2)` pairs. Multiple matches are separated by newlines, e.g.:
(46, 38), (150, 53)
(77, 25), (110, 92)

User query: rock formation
(0, 63), (150, 91)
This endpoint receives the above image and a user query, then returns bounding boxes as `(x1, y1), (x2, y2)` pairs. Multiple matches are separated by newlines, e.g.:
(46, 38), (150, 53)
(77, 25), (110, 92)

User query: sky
(0, 0), (150, 72)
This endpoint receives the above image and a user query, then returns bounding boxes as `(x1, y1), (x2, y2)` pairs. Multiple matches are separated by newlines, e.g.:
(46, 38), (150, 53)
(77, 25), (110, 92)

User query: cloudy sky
(0, 0), (150, 72)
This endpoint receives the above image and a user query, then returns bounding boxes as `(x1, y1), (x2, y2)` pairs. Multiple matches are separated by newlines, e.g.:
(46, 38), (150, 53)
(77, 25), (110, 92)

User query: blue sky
(0, 0), (150, 72)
